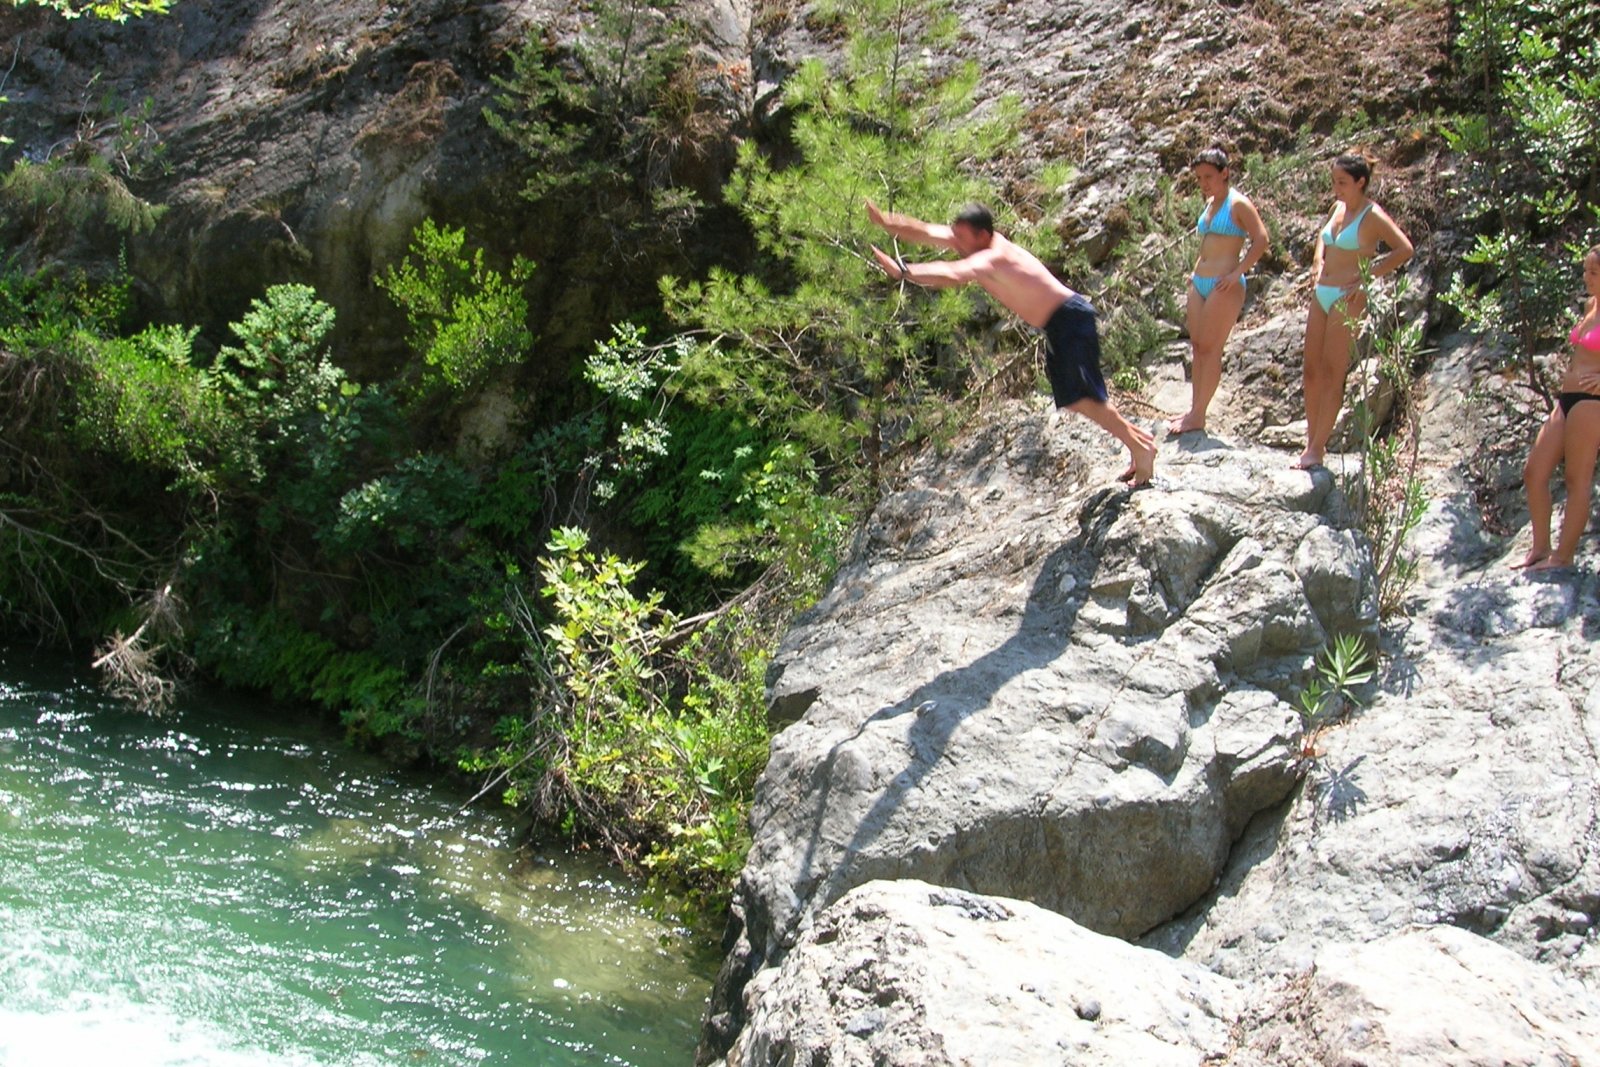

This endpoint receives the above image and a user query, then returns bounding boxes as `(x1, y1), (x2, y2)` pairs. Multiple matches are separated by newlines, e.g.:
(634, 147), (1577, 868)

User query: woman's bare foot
(1166, 411), (1206, 436)
(1511, 547), (1551, 569)
(1292, 449), (1324, 471)
(1526, 555), (1575, 573)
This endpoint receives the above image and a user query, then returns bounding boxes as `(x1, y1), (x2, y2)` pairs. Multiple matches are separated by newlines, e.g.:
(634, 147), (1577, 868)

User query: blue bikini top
(1196, 189), (1246, 238)
(1321, 202), (1373, 251)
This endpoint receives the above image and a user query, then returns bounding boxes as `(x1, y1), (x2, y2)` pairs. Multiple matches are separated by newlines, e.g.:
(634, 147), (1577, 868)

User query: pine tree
(660, 0), (1028, 502)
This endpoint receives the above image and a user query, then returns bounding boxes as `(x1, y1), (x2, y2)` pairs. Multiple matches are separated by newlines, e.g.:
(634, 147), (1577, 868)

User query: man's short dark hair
(953, 203), (994, 234)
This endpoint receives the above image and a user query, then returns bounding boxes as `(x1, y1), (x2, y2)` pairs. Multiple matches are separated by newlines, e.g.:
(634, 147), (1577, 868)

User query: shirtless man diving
(866, 200), (1156, 485)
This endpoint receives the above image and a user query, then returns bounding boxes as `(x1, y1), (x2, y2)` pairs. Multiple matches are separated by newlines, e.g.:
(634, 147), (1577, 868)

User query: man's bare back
(864, 200), (1072, 327)
(956, 235), (1075, 328)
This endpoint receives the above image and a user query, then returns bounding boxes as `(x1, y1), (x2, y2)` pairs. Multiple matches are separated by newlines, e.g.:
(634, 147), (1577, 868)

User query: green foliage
(1444, 0), (1600, 384)
(376, 220), (534, 397)
(662, 0), (1024, 515)
(1347, 271), (1430, 617)
(582, 321), (682, 500)
(74, 324), (227, 471)
(485, 0), (719, 253)
(0, 263), (212, 644)
(2, 87), (168, 243)
(194, 607), (416, 739)
(461, 528), (770, 914)
(208, 283), (350, 481)
(1297, 633), (1376, 735)
(8, 0), (172, 19)
(681, 442), (847, 588)
(1099, 299), (1169, 392)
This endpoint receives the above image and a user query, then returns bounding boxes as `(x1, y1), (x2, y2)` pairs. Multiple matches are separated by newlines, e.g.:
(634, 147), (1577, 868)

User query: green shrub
(376, 219), (534, 397)
(1444, 0), (1600, 390)
(460, 527), (770, 915)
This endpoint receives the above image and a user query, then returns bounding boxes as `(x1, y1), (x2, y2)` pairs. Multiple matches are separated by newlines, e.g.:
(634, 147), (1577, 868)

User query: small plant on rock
(1345, 270), (1430, 618)
(1296, 633), (1375, 762)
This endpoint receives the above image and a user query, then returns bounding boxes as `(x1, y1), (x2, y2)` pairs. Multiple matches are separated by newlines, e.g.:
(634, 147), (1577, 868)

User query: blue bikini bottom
(1191, 273), (1246, 300)
(1315, 283), (1353, 313)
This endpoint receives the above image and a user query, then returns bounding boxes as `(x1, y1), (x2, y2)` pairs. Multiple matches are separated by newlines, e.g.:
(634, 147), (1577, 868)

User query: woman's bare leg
(1171, 281), (1245, 435)
(1517, 404), (1564, 568)
(1303, 292), (1363, 467)
(1535, 401), (1600, 566)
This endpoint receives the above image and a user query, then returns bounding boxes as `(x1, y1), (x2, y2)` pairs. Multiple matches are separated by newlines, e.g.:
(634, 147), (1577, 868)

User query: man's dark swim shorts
(1042, 293), (1109, 408)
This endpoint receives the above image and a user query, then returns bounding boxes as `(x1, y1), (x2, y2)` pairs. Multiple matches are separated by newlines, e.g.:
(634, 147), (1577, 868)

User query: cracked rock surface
(729, 879), (1242, 1067)
(705, 346), (1600, 1061)
(701, 401), (1376, 1057)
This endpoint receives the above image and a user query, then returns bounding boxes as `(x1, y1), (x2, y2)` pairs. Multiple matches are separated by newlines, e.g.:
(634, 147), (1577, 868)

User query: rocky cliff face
(0, 0), (750, 369)
(705, 375), (1600, 1062)
(701, 401), (1371, 1044)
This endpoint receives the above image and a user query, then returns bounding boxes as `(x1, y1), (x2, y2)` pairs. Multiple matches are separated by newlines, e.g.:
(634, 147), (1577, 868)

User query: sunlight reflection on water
(0, 658), (711, 1067)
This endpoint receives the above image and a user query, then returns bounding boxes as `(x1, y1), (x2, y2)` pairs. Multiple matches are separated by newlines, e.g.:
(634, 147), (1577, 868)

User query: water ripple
(0, 666), (711, 1067)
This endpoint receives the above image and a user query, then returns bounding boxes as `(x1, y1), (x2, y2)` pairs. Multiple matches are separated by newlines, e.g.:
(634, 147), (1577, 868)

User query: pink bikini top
(1571, 318), (1600, 352)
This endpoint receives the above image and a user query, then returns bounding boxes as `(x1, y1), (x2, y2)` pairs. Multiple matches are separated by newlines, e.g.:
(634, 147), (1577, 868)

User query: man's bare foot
(1120, 439), (1157, 487)
(1166, 412), (1206, 435)
(1511, 547), (1551, 570)
(1292, 450), (1324, 471)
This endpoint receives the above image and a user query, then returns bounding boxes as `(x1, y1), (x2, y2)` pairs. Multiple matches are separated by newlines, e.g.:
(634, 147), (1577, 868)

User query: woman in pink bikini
(1169, 146), (1269, 436)
(1298, 153), (1413, 470)
(1521, 246), (1600, 570)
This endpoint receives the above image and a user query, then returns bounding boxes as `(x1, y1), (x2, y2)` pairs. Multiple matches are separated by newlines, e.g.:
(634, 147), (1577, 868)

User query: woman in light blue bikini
(1298, 153), (1413, 470)
(1170, 146), (1270, 435)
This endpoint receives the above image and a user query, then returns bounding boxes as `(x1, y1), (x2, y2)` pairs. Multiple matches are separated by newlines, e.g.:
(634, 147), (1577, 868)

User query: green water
(0, 656), (712, 1066)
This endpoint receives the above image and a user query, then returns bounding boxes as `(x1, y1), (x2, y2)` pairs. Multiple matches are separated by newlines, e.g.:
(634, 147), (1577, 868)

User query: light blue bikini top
(1321, 202), (1373, 251)
(1196, 189), (1246, 238)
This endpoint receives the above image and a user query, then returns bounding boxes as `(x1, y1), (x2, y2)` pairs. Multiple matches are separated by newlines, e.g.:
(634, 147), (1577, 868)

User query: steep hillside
(0, 0), (754, 369)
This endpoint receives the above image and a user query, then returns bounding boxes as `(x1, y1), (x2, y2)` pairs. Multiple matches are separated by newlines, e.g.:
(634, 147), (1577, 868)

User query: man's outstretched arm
(865, 200), (958, 250)
(870, 245), (983, 288)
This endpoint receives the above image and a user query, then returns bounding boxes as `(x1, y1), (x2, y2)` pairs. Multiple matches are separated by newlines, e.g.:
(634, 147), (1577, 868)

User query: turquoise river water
(0, 655), (713, 1066)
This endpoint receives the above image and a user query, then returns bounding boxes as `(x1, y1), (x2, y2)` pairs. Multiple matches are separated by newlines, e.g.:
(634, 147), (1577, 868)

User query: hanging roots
(92, 580), (183, 715)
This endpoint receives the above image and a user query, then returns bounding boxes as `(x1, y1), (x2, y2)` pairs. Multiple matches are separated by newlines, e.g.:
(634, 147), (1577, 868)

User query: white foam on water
(0, 994), (380, 1067)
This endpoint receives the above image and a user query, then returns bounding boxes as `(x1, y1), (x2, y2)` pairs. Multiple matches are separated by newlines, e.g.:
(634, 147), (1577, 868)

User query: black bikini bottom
(1559, 391), (1600, 417)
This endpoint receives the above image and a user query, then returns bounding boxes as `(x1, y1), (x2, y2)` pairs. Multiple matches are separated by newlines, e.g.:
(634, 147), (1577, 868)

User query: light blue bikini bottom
(1191, 273), (1246, 300)
(1315, 283), (1352, 313)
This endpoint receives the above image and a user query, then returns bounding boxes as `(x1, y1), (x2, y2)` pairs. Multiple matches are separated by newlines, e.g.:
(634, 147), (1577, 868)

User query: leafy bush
(1297, 633), (1375, 737)
(1444, 0), (1600, 390)
(211, 283), (350, 464)
(376, 219), (534, 397)
(1, 86), (168, 243)
(1346, 272), (1430, 617)
(484, 0), (724, 254)
(460, 527), (769, 915)
(74, 324), (225, 472)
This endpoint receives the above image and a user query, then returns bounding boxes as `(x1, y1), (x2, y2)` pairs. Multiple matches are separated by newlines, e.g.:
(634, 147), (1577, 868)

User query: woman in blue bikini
(1298, 153), (1413, 470)
(1170, 146), (1270, 435)
(1521, 246), (1600, 571)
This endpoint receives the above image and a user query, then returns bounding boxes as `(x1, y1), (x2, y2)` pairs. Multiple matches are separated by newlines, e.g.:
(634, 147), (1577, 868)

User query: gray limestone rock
(703, 402), (1375, 1057)
(1232, 927), (1600, 1066)
(731, 886), (1600, 1067)
(728, 879), (1243, 1067)
(1145, 332), (1600, 995)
